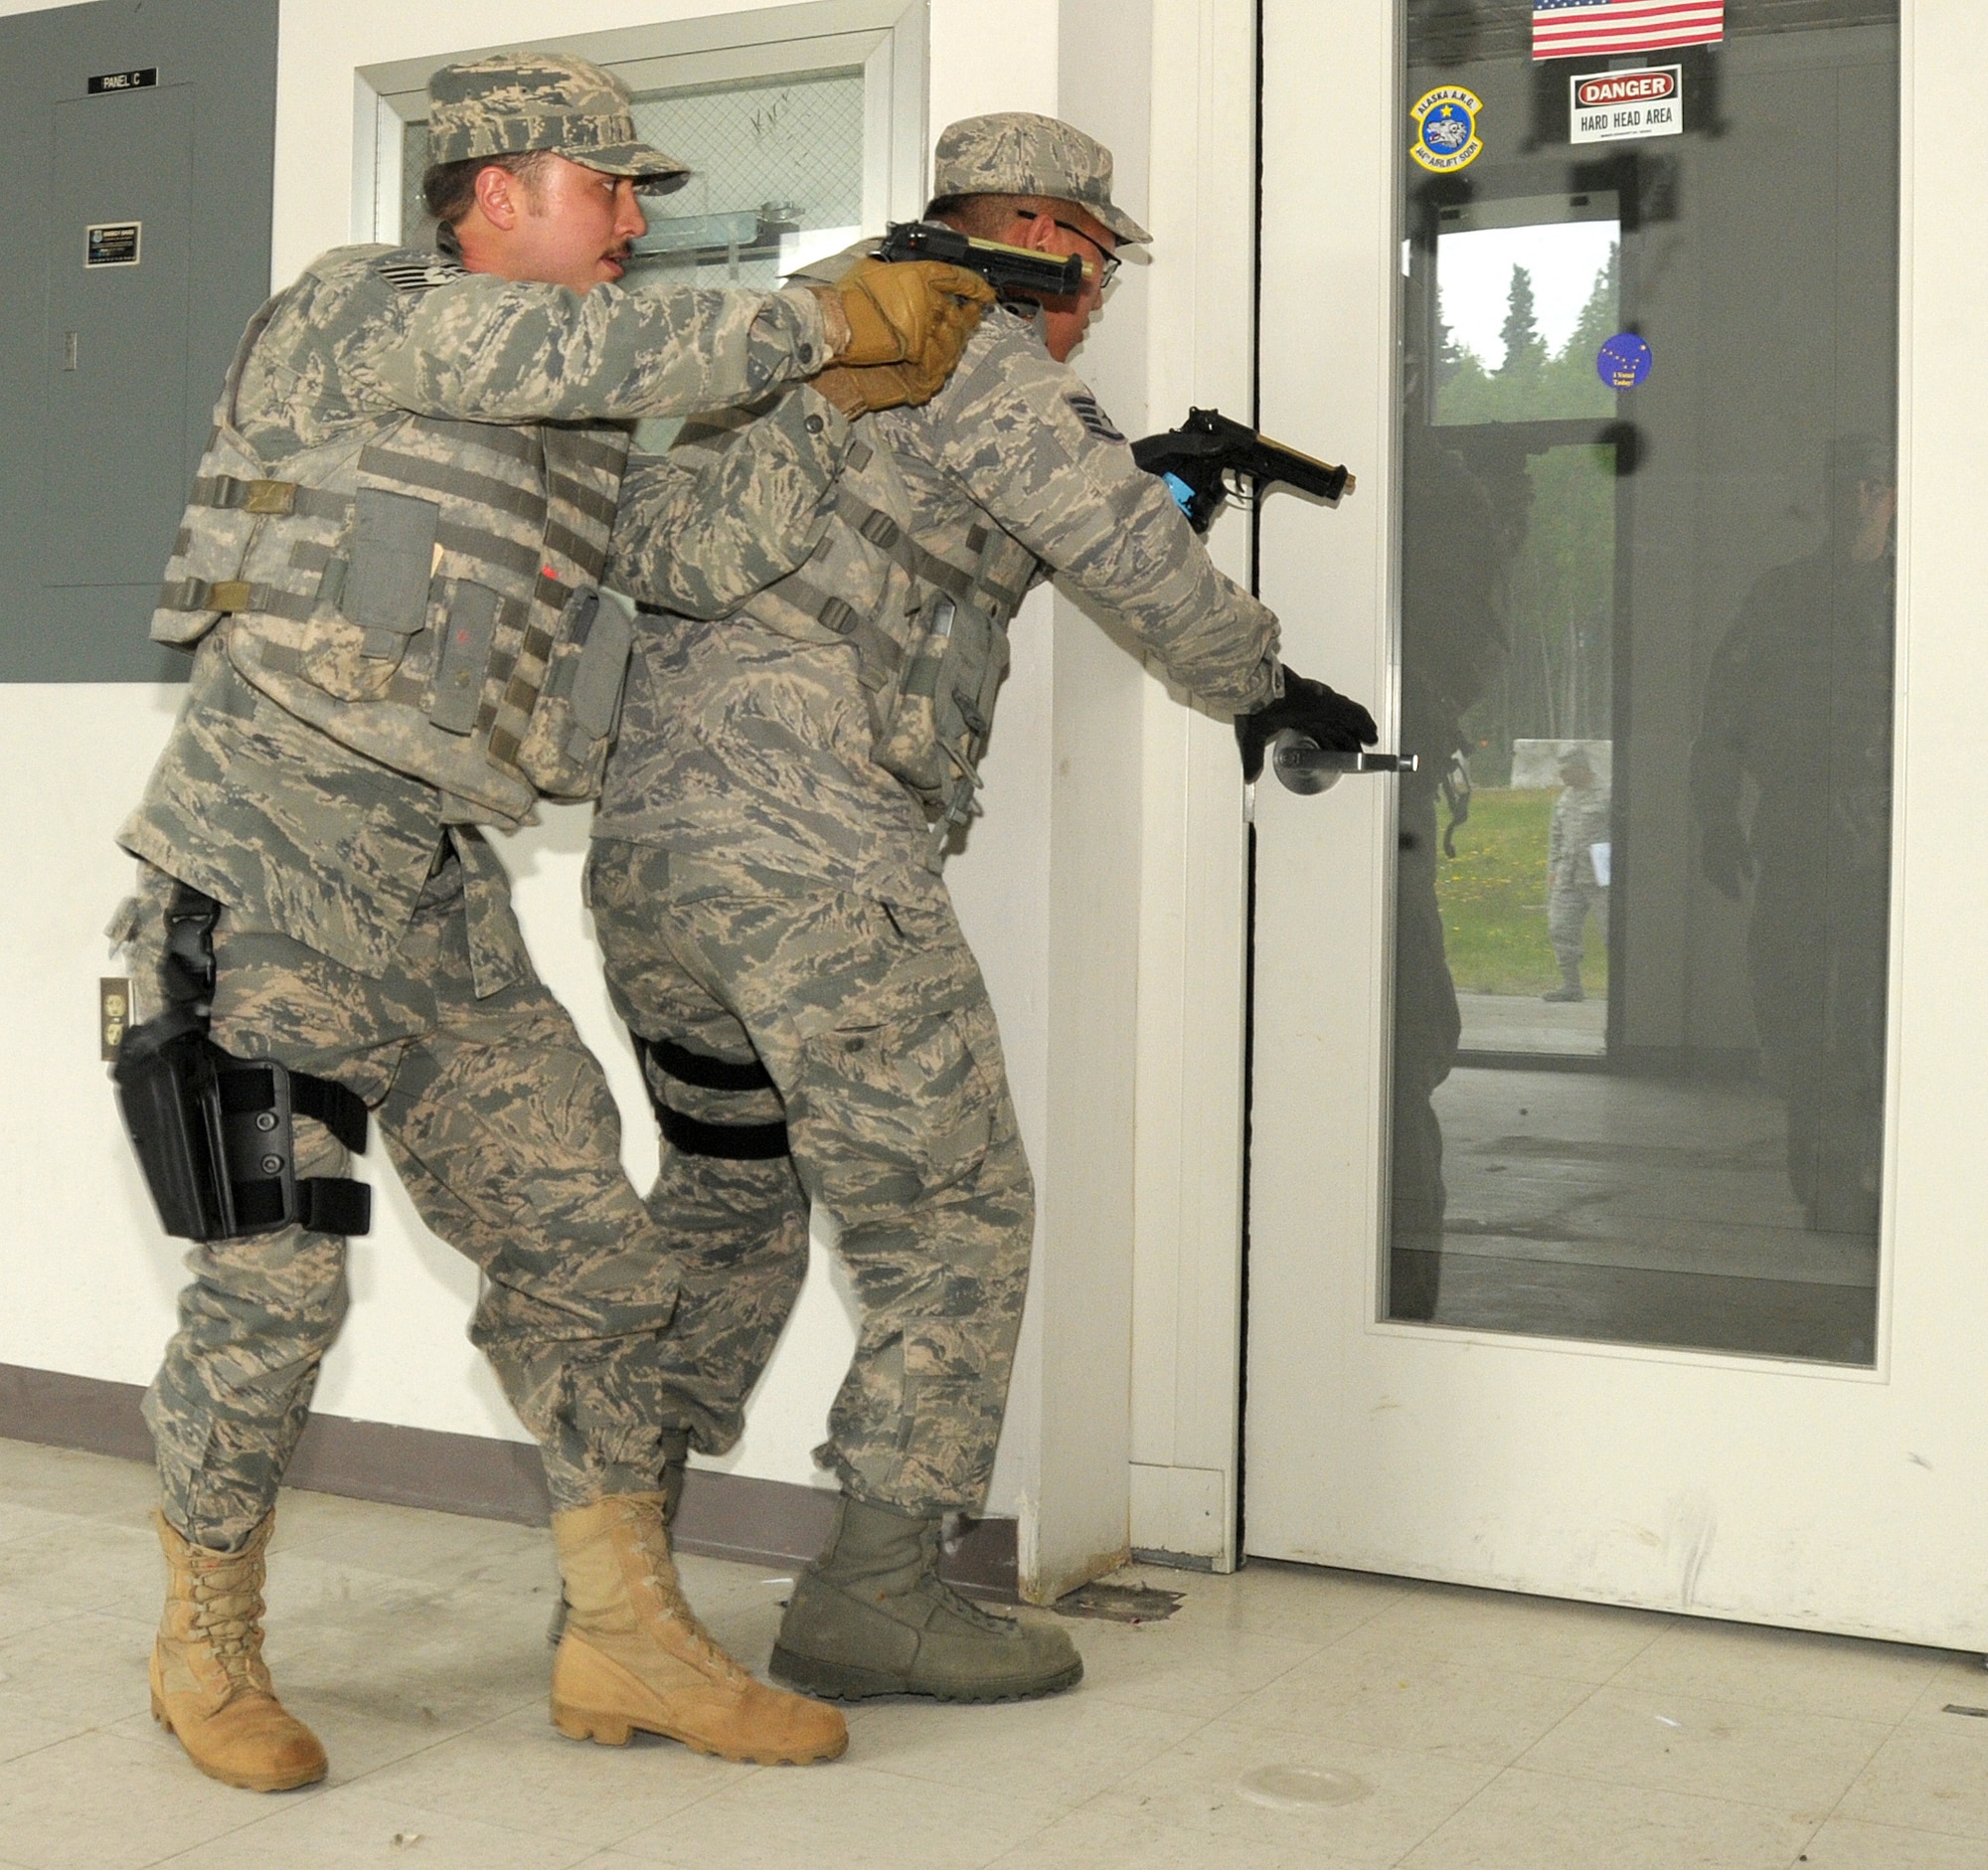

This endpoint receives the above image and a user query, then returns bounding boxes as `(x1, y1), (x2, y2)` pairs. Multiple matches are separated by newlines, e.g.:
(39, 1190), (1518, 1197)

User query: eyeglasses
(1016, 211), (1120, 287)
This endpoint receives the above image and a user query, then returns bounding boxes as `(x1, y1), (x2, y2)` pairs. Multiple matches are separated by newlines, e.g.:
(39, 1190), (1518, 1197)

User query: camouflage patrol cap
(930, 112), (1150, 245)
(427, 52), (689, 191)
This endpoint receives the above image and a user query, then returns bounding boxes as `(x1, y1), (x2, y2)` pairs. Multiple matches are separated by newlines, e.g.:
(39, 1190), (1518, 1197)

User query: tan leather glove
(808, 259), (995, 413)
(808, 362), (944, 419)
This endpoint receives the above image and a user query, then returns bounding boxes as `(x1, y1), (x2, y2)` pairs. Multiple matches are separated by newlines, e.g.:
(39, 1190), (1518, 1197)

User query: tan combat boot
(550, 1492), (847, 1766)
(546, 1431), (690, 1650)
(150, 1511), (328, 1792)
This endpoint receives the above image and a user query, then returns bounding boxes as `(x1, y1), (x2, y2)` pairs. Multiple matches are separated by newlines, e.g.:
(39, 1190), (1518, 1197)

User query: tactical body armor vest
(731, 248), (1040, 850)
(733, 432), (1036, 845)
(152, 261), (636, 823)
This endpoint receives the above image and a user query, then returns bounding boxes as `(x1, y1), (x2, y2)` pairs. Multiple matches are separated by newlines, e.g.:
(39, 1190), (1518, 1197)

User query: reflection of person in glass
(1691, 437), (1896, 1235)
(1391, 430), (1515, 1319)
(1543, 746), (1609, 1004)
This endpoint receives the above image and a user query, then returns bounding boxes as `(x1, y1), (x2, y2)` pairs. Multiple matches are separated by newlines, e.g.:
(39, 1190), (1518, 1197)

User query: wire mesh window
(400, 68), (868, 292)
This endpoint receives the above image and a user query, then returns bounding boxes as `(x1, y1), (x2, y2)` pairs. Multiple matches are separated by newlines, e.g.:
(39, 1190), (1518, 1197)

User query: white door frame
(1241, 0), (1988, 1649)
(1122, 0), (1261, 1577)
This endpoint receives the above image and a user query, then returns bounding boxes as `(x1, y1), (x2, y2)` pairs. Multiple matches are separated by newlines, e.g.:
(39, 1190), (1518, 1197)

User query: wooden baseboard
(0, 1360), (1016, 1598)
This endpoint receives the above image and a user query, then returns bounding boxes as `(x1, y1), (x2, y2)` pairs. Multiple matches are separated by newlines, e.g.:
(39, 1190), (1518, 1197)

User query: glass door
(1389, 33), (1897, 1357)
(1242, 0), (1988, 1648)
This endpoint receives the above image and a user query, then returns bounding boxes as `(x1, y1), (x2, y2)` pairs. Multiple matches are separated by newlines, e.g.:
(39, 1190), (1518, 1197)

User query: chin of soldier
(1030, 288), (1090, 362)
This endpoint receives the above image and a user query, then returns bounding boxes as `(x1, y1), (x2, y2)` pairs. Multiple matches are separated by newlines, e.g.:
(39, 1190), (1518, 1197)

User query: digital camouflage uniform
(589, 246), (1279, 1515)
(1546, 768), (1611, 988)
(117, 204), (848, 1549)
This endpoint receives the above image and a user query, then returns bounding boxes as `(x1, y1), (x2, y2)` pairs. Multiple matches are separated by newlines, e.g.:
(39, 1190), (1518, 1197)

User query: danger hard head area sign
(1575, 68), (1679, 109)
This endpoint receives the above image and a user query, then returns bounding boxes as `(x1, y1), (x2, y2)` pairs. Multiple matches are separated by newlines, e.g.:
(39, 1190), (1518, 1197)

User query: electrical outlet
(100, 977), (130, 1062)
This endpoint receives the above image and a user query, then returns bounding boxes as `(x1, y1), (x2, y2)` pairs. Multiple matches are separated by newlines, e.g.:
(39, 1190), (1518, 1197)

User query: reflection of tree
(1434, 249), (1619, 779)
(1505, 446), (1613, 742)
(1500, 266), (1547, 378)
(1438, 246), (1618, 423)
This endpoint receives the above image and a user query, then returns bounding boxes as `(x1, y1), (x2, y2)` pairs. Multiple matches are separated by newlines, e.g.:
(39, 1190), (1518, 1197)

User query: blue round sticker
(1596, 331), (1653, 391)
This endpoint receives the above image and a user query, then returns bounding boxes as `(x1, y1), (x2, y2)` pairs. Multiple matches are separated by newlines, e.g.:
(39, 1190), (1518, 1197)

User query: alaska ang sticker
(1596, 331), (1654, 390)
(1411, 87), (1484, 173)
(1066, 392), (1126, 443)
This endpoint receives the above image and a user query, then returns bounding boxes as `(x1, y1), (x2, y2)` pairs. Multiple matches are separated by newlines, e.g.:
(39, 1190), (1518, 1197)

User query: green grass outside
(1437, 786), (1609, 996)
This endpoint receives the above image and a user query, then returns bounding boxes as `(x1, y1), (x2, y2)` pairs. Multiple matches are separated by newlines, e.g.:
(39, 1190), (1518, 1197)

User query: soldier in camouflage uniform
(586, 113), (1376, 1705)
(1544, 746), (1610, 1003)
(111, 52), (991, 1790)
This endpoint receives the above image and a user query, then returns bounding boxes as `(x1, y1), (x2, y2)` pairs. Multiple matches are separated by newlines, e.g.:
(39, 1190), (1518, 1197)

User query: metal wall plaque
(84, 222), (140, 267)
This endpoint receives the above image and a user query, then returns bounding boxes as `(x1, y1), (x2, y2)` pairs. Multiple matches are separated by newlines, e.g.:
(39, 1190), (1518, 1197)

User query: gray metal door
(0, 0), (276, 682)
(45, 83), (195, 593)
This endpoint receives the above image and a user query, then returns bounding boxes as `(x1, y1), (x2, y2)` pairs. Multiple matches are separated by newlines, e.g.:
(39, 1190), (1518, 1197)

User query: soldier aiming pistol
(1133, 406), (1355, 533)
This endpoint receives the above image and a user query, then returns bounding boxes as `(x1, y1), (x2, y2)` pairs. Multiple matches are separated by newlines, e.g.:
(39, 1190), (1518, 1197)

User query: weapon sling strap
(632, 1034), (791, 1160)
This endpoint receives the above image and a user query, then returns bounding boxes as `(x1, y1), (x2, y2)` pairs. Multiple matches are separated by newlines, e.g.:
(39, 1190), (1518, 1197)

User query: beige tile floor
(1, 1436), (1984, 1868)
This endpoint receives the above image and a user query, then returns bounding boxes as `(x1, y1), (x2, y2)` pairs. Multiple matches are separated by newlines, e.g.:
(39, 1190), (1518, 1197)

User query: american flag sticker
(1533, 0), (1725, 62)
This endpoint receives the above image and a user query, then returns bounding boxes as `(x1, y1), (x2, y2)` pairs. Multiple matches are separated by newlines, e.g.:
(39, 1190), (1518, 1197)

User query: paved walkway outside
(1457, 991), (1606, 1058)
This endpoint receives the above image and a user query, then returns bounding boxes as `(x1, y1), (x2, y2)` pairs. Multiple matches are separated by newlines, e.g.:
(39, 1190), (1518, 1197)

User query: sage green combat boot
(769, 1494), (1082, 1702)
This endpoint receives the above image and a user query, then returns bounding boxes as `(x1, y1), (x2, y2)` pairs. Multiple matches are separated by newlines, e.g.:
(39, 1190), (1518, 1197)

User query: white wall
(3, 0), (1241, 1591)
(0, 0), (1259, 1598)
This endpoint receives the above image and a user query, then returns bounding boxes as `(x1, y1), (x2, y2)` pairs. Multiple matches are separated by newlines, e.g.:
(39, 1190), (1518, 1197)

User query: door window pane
(1434, 194), (1619, 424)
(624, 71), (867, 291)
(1390, 0), (1898, 1364)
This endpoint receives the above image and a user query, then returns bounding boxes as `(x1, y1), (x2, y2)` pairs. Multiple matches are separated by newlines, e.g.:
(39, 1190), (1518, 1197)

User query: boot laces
(625, 1514), (746, 1683)
(924, 1572), (1015, 1634)
(188, 1573), (270, 1690)
(915, 1523), (1012, 1633)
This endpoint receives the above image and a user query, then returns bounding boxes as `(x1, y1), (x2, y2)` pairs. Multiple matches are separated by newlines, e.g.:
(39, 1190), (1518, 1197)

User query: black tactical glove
(1236, 669), (1379, 782)
(1701, 822), (1754, 901)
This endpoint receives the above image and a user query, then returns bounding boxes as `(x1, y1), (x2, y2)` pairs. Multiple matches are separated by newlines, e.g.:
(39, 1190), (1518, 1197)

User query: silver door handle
(1270, 731), (1418, 794)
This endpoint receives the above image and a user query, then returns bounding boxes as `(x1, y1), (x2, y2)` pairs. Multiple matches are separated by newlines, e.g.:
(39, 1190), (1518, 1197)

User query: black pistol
(877, 221), (1084, 300)
(1131, 407), (1356, 533)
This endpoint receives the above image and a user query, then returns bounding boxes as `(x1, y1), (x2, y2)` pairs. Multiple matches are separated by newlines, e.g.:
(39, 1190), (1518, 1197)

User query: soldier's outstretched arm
(920, 342), (1281, 714)
(354, 258), (991, 428)
(358, 271), (837, 425)
(607, 386), (853, 619)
